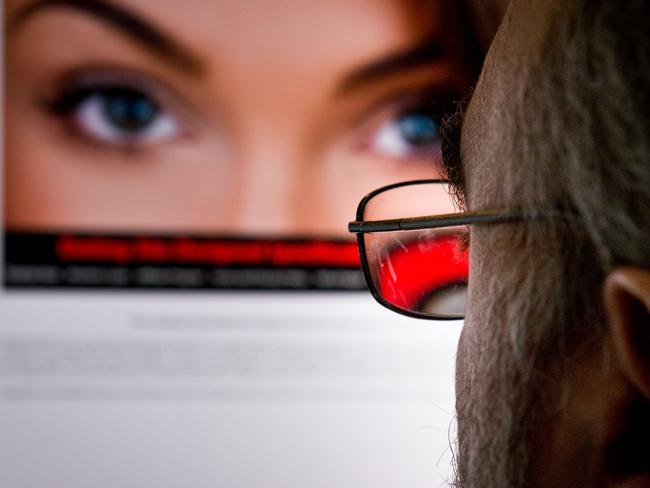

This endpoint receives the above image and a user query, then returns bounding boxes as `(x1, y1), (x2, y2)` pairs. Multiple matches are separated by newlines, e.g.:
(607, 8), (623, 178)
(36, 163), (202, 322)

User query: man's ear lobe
(603, 267), (650, 399)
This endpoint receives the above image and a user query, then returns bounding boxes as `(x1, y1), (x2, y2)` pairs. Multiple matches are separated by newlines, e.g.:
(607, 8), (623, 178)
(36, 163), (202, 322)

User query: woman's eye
(49, 85), (181, 146)
(369, 108), (441, 160)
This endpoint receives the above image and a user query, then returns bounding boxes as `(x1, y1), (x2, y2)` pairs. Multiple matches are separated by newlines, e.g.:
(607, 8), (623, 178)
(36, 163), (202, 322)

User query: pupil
(398, 112), (439, 146)
(104, 89), (158, 132)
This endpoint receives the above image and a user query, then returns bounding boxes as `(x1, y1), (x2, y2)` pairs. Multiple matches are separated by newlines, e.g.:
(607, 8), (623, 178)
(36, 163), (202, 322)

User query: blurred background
(2, 1), (505, 487)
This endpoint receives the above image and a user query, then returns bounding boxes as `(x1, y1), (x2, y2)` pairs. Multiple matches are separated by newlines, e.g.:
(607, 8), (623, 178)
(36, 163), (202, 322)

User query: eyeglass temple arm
(348, 209), (526, 234)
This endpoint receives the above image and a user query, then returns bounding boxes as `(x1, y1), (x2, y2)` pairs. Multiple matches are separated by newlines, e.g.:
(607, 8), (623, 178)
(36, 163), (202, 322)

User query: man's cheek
(455, 319), (477, 409)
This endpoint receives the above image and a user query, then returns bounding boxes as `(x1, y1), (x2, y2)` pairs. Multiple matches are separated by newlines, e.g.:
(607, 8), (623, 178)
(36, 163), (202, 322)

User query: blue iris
(397, 111), (439, 147)
(103, 88), (158, 132)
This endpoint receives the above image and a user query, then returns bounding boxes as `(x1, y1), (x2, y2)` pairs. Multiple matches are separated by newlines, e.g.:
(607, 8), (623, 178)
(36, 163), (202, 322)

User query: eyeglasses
(348, 180), (526, 320)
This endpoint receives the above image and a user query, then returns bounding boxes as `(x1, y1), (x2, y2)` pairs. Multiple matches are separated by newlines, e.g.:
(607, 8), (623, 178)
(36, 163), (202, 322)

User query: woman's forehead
(7, 0), (446, 75)
(162, 0), (441, 78)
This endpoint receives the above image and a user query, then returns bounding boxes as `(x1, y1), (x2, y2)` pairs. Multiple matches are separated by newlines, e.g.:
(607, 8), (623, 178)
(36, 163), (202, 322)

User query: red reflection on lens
(377, 234), (468, 310)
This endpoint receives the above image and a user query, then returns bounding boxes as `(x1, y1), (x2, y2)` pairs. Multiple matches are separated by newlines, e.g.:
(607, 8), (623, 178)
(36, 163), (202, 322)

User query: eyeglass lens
(361, 182), (468, 319)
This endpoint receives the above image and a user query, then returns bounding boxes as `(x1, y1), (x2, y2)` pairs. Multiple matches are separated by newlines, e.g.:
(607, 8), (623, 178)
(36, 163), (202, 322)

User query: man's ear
(603, 267), (650, 399)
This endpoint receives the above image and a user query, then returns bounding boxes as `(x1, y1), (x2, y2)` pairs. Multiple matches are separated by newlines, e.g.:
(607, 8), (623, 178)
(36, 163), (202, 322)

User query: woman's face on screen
(5, 0), (474, 236)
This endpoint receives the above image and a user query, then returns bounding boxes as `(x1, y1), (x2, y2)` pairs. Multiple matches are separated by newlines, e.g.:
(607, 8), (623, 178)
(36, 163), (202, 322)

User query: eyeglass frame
(347, 179), (560, 320)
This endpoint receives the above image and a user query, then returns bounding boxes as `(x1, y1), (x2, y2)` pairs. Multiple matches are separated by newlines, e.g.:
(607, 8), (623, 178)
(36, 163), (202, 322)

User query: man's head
(451, 0), (650, 486)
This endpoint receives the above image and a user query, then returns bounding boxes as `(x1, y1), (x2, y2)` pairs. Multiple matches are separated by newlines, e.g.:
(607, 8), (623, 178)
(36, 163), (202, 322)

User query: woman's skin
(5, 0), (475, 237)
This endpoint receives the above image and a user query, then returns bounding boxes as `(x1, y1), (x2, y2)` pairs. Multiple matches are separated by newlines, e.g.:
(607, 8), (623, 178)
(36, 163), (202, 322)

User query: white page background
(0, 292), (461, 488)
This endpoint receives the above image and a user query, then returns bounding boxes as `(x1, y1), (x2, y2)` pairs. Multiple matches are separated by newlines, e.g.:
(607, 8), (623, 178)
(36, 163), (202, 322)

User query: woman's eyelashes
(44, 81), (184, 148)
(42, 74), (453, 165)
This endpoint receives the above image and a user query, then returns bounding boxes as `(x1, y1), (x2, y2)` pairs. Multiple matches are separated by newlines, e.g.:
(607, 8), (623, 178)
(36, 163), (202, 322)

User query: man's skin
(455, 0), (650, 486)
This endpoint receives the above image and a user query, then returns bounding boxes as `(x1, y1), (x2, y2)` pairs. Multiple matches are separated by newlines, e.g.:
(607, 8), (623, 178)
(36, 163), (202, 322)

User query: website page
(1, 1), (472, 486)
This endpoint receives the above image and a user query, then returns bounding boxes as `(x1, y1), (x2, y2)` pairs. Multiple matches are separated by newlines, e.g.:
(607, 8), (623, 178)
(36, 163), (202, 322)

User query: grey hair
(513, 0), (650, 267)
(454, 0), (650, 486)
(503, 0), (650, 362)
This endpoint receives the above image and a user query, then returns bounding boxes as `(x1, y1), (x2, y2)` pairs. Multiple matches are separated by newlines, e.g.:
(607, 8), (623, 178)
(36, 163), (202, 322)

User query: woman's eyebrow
(335, 39), (444, 96)
(8, 0), (206, 77)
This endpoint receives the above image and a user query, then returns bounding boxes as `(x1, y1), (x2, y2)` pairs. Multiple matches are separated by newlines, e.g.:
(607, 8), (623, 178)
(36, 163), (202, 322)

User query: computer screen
(1, 1), (476, 486)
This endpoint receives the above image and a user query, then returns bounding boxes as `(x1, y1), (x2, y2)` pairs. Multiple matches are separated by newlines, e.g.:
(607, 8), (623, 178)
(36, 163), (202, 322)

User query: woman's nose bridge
(229, 142), (312, 234)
